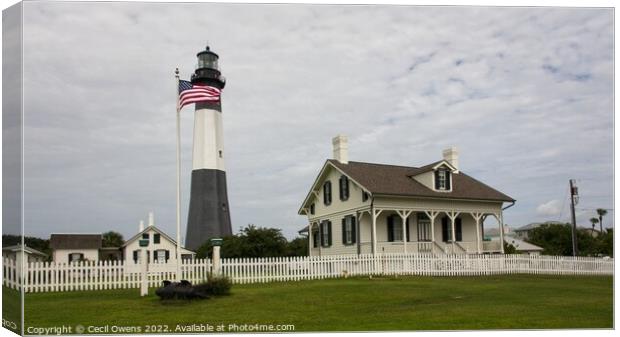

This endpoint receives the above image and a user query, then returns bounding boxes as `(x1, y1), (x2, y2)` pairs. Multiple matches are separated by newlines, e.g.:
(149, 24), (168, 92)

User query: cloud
(536, 200), (563, 217)
(10, 3), (613, 240)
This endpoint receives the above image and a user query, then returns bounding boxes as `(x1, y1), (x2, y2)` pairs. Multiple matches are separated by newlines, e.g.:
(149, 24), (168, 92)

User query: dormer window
(434, 169), (451, 191)
(438, 170), (447, 189)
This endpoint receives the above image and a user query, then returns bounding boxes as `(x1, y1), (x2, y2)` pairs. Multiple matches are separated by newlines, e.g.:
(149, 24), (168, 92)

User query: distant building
(484, 225), (512, 238)
(122, 222), (195, 266)
(514, 221), (602, 240)
(49, 234), (102, 263)
(491, 237), (543, 255)
(2, 244), (47, 263)
(513, 221), (565, 240)
(48, 212), (195, 264)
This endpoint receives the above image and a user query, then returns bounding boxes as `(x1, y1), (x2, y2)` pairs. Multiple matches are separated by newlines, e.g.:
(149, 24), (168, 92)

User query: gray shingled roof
(49, 234), (102, 250)
(329, 160), (514, 202)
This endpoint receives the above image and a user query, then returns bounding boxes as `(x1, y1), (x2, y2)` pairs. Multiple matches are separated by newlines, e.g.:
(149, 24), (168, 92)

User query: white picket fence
(3, 254), (613, 293)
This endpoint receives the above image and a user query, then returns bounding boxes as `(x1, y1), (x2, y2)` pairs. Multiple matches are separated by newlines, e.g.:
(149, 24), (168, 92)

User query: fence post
(211, 238), (223, 277)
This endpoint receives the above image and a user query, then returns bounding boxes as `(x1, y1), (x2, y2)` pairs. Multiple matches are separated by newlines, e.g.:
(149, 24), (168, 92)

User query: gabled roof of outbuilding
(328, 159), (514, 202)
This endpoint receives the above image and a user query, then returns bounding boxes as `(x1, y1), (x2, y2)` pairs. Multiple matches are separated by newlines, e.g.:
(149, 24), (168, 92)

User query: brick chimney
(442, 146), (459, 172)
(332, 135), (348, 164)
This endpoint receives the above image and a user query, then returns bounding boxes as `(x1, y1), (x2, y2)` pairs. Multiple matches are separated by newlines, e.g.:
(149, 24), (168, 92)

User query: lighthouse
(185, 46), (232, 250)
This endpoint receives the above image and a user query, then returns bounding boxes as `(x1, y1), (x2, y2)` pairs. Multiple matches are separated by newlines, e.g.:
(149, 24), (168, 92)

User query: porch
(308, 205), (506, 256)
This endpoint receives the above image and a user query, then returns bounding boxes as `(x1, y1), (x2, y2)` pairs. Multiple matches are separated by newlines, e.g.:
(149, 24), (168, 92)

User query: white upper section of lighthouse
(192, 107), (225, 171)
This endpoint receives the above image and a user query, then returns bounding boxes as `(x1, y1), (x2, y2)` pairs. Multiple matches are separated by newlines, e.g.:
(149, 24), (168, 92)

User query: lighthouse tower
(185, 46), (232, 250)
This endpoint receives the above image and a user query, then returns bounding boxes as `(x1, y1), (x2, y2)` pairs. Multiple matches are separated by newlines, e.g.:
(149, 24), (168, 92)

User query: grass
(2, 287), (21, 334)
(18, 275), (613, 332)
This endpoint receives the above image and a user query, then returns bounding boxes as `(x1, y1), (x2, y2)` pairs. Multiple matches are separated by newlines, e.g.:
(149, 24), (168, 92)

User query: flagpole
(175, 68), (182, 282)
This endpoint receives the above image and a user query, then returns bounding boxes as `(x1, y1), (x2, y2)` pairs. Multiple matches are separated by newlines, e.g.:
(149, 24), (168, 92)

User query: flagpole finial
(175, 67), (179, 76)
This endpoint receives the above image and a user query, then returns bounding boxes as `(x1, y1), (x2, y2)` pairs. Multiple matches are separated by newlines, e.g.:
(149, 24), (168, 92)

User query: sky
(4, 2), (614, 241)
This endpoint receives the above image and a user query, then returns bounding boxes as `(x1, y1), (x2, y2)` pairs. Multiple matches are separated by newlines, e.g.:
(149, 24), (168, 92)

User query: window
(68, 253), (83, 263)
(310, 203), (315, 215)
(438, 170), (446, 189)
(417, 213), (432, 242)
(341, 216), (356, 245)
(155, 250), (167, 264)
(142, 233), (149, 240)
(362, 191), (369, 202)
(339, 175), (350, 201)
(387, 215), (404, 242)
(441, 217), (462, 242)
(154, 233), (161, 244)
(323, 181), (332, 205)
(320, 220), (332, 247)
(441, 217), (451, 242)
(435, 169), (452, 190)
(312, 230), (320, 248)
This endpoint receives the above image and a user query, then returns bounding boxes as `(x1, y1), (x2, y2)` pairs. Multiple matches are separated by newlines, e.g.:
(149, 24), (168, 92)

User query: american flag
(178, 80), (221, 109)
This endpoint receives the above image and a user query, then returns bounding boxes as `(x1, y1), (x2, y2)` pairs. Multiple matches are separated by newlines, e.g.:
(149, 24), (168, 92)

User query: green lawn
(17, 275), (613, 332)
(2, 287), (21, 334)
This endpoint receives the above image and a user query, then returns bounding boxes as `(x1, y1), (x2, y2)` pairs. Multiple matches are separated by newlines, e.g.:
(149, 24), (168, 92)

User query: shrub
(196, 273), (232, 296)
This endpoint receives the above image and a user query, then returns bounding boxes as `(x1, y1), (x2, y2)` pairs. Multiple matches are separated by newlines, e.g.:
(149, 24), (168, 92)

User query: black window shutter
(323, 183), (328, 205)
(406, 218), (410, 242)
(351, 216), (357, 244)
(441, 217), (449, 242)
(165, 250), (170, 261)
(320, 222), (324, 247)
(387, 216), (394, 242)
(327, 182), (332, 204)
(327, 221), (332, 246)
(133, 250), (138, 263)
(339, 177), (343, 200)
(313, 231), (318, 248)
(446, 172), (451, 190)
(341, 218), (347, 244)
(343, 176), (349, 200)
(153, 251), (157, 261)
(435, 171), (440, 189)
(456, 218), (462, 241)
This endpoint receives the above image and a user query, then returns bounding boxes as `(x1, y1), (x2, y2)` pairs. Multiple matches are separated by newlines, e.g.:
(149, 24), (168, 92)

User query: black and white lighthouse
(185, 46), (232, 250)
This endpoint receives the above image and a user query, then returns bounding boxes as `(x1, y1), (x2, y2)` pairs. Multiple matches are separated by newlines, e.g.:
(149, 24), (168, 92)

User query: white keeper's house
(298, 135), (515, 255)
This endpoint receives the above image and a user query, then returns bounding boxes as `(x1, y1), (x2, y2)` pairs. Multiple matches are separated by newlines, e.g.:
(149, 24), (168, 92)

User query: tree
(527, 223), (608, 256)
(503, 241), (517, 254)
(589, 218), (599, 236)
(102, 231), (124, 247)
(596, 208), (608, 233)
(286, 237), (308, 257)
(195, 224), (289, 258)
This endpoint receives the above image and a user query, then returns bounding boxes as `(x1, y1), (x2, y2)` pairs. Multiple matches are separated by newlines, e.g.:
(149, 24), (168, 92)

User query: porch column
(471, 212), (483, 254)
(317, 221), (323, 257)
(498, 212), (505, 254)
(447, 211), (459, 250)
(371, 208), (378, 255)
(424, 210), (439, 253)
(308, 223), (313, 257)
(397, 210), (413, 253)
(356, 211), (364, 255)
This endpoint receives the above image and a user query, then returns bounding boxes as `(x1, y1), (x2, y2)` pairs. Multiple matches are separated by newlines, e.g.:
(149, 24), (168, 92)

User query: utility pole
(569, 179), (579, 256)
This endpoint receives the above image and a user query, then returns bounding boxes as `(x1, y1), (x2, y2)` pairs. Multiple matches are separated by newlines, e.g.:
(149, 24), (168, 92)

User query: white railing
(3, 254), (613, 293)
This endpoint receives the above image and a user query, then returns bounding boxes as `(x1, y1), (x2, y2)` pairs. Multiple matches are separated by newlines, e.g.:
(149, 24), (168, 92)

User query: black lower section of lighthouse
(185, 169), (232, 250)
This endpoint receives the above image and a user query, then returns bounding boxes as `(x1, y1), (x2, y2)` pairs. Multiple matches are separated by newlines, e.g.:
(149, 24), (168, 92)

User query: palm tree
(596, 208), (608, 233)
(589, 218), (599, 236)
